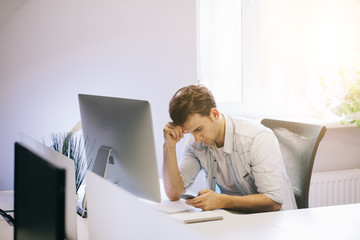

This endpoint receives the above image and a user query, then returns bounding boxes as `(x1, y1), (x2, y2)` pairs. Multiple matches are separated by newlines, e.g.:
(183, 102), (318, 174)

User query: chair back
(261, 119), (326, 209)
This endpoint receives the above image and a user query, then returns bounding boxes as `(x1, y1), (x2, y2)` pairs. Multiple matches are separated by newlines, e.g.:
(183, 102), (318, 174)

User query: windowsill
(218, 101), (360, 129)
(257, 116), (357, 129)
(315, 121), (358, 129)
(255, 116), (357, 129)
(222, 110), (357, 129)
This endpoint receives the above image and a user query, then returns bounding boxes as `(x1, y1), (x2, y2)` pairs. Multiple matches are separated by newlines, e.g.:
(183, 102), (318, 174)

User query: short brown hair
(169, 84), (217, 125)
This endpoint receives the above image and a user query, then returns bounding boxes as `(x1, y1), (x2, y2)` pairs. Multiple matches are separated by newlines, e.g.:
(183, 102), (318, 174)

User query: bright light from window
(198, 0), (360, 121)
(197, 0), (242, 103)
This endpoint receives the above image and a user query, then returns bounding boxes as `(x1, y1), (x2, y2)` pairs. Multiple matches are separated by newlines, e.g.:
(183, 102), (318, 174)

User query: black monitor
(14, 142), (65, 240)
(78, 94), (162, 203)
(17, 133), (78, 239)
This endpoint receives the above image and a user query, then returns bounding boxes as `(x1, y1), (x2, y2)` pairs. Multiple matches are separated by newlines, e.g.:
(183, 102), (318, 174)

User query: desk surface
(0, 191), (14, 240)
(188, 204), (360, 239)
(1, 190), (360, 240)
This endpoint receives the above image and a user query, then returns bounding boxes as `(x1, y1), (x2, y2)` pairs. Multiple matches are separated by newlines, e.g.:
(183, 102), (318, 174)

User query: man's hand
(185, 189), (223, 211)
(187, 189), (282, 213)
(163, 122), (187, 147)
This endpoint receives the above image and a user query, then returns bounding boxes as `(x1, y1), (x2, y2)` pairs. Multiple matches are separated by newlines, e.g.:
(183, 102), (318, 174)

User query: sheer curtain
(197, 0), (243, 102)
(198, 0), (360, 120)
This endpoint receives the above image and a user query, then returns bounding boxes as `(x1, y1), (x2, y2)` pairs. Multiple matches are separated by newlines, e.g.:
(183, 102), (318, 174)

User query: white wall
(0, 0), (196, 190)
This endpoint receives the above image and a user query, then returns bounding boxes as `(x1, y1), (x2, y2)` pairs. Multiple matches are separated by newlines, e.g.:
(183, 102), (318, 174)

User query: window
(197, 0), (243, 103)
(198, 0), (360, 121)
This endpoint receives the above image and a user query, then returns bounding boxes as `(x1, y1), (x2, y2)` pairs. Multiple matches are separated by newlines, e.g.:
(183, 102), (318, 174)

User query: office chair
(261, 119), (327, 209)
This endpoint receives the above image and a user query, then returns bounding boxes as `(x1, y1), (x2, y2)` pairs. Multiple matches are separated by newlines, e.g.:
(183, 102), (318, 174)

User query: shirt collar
(223, 114), (234, 154)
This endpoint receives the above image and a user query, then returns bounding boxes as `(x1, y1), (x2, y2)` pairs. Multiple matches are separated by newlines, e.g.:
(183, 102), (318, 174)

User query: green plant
(320, 57), (360, 127)
(45, 132), (90, 193)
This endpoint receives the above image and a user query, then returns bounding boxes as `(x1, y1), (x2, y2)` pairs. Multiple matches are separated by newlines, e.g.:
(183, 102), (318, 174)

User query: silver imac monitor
(78, 94), (162, 203)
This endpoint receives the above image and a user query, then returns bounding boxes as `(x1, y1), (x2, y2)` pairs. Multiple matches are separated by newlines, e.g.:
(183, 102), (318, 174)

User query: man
(163, 84), (297, 213)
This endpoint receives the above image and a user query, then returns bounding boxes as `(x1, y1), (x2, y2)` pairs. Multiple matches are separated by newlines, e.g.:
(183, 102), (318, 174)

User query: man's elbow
(165, 189), (184, 201)
(264, 194), (282, 211)
(272, 202), (282, 211)
(168, 195), (181, 201)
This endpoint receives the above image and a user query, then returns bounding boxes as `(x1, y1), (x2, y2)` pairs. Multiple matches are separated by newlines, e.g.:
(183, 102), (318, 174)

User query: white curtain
(198, 0), (243, 102)
(198, 0), (360, 118)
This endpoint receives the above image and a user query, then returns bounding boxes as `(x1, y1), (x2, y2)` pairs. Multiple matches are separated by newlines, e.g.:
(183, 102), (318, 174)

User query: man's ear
(209, 108), (220, 120)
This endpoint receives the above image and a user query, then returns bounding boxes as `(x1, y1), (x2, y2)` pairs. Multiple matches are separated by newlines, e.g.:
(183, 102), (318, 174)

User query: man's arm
(162, 122), (186, 201)
(186, 189), (282, 213)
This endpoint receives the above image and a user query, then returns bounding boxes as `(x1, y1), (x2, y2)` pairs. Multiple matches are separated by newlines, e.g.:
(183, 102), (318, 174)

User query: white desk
(0, 191), (13, 240)
(187, 204), (360, 239)
(1, 190), (360, 240)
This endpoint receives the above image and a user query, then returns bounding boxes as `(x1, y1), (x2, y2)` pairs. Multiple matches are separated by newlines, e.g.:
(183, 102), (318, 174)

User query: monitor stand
(77, 146), (113, 218)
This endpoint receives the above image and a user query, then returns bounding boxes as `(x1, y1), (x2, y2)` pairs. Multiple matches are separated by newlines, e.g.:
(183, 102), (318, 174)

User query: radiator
(309, 169), (360, 208)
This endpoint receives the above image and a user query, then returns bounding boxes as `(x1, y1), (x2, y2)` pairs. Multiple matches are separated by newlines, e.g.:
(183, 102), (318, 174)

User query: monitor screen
(78, 94), (162, 203)
(14, 142), (65, 240)
(18, 133), (78, 240)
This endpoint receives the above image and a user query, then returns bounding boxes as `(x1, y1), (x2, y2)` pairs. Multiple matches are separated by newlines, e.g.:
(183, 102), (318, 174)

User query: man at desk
(162, 85), (297, 213)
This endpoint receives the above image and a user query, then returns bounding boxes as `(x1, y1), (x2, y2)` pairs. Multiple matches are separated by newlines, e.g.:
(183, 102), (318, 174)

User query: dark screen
(14, 142), (65, 240)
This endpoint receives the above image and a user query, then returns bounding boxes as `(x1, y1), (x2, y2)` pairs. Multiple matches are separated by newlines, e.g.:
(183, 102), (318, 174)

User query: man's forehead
(182, 113), (206, 132)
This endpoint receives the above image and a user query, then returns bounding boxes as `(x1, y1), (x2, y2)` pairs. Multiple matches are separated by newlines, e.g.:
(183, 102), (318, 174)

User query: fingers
(185, 198), (209, 211)
(171, 125), (184, 140)
(185, 189), (216, 211)
(164, 122), (185, 140)
(185, 194), (202, 206)
(185, 198), (202, 208)
(198, 188), (211, 195)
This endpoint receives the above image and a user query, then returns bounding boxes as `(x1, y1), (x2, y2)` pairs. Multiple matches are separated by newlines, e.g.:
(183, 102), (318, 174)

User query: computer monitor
(15, 142), (65, 240)
(17, 133), (78, 240)
(78, 94), (162, 203)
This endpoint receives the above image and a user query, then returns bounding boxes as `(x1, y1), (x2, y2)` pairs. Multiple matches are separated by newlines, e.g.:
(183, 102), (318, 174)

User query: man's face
(182, 113), (219, 146)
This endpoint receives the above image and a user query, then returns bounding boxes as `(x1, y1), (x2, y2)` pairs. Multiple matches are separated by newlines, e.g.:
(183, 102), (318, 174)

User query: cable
(0, 208), (14, 226)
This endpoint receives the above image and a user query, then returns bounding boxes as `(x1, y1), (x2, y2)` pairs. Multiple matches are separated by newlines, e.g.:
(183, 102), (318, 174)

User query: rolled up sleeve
(250, 131), (285, 204)
(179, 142), (202, 189)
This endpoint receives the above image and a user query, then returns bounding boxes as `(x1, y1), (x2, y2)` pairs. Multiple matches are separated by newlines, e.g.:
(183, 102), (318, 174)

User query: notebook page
(171, 210), (224, 224)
